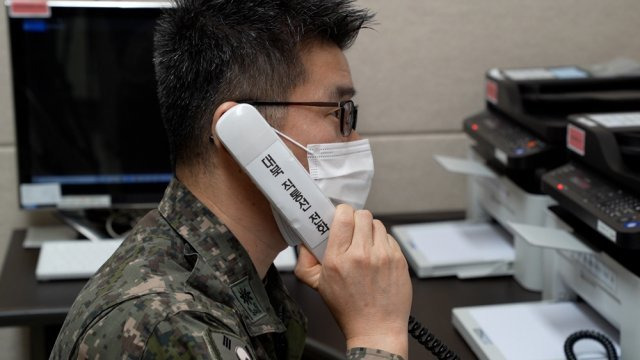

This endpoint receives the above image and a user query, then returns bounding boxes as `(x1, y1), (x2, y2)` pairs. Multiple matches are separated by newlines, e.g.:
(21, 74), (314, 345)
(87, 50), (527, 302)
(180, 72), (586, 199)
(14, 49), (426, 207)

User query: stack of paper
(453, 301), (620, 360)
(392, 221), (514, 278)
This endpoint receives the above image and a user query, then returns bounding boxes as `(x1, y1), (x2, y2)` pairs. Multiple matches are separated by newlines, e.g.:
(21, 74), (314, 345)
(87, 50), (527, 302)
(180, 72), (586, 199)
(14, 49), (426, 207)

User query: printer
(542, 112), (640, 249)
(452, 113), (640, 359)
(465, 65), (640, 183)
(462, 110), (559, 194)
(485, 66), (640, 144)
(479, 111), (640, 358)
(450, 64), (640, 291)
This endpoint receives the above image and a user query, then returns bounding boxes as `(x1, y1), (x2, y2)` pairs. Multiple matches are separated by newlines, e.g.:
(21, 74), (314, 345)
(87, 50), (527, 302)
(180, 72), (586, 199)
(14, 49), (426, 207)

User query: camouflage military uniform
(50, 179), (404, 360)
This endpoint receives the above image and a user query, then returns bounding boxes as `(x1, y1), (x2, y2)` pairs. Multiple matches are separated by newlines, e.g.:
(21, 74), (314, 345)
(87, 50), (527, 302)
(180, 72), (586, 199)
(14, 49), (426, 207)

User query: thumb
(294, 245), (321, 290)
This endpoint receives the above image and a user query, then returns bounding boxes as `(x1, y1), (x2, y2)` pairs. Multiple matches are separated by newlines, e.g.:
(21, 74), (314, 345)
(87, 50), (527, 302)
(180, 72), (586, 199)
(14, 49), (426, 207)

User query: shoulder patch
(230, 277), (266, 322)
(207, 332), (255, 360)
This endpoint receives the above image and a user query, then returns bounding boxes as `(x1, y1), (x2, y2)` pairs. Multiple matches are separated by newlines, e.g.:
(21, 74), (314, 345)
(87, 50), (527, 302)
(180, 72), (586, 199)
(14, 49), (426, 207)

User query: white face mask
(306, 139), (374, 209)
(271, 129), (375, 246)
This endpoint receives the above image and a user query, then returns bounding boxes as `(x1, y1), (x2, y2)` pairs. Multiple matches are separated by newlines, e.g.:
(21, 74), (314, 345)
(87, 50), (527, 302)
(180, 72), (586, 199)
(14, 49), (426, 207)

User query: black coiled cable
(564, 330), (618, 360)
(408, 315), (459, 360)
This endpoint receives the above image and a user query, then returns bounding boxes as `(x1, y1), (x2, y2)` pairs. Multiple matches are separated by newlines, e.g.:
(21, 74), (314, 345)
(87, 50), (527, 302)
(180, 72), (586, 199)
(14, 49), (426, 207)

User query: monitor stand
(23, 210), (110, 248)
(56, 210), (108, 241)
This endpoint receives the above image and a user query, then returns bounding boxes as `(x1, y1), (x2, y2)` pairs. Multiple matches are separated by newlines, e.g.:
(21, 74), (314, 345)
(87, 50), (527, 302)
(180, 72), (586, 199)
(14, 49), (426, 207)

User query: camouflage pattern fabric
(50, 178), (403, 359)
(50, 178), (307, 359)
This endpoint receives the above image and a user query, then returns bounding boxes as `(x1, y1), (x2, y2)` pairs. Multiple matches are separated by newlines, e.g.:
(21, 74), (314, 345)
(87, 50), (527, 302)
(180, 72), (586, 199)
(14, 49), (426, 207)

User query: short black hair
(154, 0), (374, 170)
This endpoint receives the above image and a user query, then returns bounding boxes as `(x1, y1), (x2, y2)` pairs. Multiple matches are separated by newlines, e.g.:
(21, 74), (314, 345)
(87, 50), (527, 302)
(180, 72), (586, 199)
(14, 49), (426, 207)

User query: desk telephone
(216, 104), (459, 359)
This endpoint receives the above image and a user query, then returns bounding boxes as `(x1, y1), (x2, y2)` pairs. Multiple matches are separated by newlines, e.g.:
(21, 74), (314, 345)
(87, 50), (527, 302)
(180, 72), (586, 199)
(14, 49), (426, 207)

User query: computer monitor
(9, 2), (173, 210)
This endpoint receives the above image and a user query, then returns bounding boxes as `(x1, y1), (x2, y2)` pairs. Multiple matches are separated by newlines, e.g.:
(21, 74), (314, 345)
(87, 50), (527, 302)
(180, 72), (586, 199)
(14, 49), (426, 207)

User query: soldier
(51, 0), (412, 359)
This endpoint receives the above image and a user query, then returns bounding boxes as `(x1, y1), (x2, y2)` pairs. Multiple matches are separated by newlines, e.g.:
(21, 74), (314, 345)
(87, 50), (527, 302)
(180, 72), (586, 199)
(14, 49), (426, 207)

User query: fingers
(371, 220), (406, 271)
(325, 204), (356, 256)
(387, 234), (402, 253)
(350, 210), (374, 251)
(372, 219), (389, 251)
(325, 205), (402, 261)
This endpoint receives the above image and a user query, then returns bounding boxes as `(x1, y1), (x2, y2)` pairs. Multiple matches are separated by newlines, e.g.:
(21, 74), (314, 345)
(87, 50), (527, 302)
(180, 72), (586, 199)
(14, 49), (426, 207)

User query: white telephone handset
(215, 104), (334, 262)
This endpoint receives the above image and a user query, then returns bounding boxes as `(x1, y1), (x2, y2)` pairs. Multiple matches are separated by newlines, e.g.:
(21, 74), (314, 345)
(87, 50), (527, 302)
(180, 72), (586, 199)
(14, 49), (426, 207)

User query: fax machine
(452, 67), (640, 290)
(542, 112), (640, 249)
(539, 111), (640, 357)
(452, 112), (640, 358)
(486, 65), (640, 144)
(465, 65), (640, 187)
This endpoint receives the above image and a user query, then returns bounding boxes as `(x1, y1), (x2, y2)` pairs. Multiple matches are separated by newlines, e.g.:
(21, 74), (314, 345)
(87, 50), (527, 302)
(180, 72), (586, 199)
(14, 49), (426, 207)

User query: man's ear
(209, 101), (238, 148)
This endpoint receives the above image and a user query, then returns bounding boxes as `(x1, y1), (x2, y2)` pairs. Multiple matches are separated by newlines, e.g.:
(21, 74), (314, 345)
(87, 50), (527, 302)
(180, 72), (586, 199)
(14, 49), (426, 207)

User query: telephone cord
(408, 315), (459, 360)
(564, 330), (617, 360)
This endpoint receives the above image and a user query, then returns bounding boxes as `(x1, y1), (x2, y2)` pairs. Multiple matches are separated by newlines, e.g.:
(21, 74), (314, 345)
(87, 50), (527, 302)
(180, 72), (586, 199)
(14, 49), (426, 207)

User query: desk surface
(0, 228), (540, 359)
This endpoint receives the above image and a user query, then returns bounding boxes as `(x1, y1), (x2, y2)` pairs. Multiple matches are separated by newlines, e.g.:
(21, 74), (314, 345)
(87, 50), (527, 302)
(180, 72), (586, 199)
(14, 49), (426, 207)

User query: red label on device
(486, 80), (498, 104)
(10, 0), (50, 18)
(567, 124), (586, 156)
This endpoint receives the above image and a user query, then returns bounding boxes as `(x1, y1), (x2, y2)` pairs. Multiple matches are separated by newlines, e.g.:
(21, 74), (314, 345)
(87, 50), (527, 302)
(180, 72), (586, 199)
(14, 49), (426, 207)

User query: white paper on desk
(433, 155), (497, 178)
(466, 302), (620, 359)
(508, 222), (594, 254)
(404, 222), (514, 266)
(23, 225), (79, 248)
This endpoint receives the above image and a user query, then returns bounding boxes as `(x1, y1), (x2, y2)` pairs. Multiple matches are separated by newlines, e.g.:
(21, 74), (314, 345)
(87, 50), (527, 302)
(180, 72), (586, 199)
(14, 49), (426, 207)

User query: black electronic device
(485, 66), (640, 144)
(9, 2), (172, 210)
(463, 110), (558, 171)
(549, 205), (640, 278)
(565, 112), (640, 194)
(542, 163), (640, 249)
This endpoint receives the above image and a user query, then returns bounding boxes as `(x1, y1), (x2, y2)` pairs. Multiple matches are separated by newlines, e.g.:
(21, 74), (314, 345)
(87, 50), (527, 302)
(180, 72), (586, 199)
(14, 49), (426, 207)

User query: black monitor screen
(10, 5), (172, 209)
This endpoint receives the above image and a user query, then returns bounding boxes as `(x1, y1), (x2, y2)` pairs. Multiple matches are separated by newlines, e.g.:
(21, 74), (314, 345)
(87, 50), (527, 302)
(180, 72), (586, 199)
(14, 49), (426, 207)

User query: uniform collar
(158, 178), (287, 336)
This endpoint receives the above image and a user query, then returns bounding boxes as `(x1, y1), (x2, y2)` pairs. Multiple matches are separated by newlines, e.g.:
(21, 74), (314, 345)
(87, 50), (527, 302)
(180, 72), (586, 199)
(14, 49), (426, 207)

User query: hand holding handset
(216, 104), (459, 360)
(215, 104), (334, 262)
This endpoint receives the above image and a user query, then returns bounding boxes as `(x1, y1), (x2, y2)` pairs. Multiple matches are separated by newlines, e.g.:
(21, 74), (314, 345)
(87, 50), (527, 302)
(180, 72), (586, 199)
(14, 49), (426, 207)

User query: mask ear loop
(272, 128), (316, 155)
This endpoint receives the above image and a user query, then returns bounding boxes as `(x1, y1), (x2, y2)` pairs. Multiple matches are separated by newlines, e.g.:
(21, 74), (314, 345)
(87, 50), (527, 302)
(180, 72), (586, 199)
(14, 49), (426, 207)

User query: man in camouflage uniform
(51, 0), (412, 359)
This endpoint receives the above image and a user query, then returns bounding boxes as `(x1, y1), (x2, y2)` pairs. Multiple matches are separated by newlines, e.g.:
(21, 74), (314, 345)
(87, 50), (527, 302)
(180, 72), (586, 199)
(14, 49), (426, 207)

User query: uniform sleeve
(142, 311), (257, 360)
(346, 347), (406, 360)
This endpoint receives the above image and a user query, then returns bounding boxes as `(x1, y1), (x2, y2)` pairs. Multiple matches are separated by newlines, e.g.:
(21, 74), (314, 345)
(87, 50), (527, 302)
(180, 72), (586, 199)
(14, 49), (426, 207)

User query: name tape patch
(230, 277), (266, 322)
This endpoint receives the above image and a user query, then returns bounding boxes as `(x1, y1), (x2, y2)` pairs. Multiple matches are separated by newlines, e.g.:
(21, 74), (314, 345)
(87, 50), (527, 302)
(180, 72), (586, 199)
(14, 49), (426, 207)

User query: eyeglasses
(240, 100), (358, 137)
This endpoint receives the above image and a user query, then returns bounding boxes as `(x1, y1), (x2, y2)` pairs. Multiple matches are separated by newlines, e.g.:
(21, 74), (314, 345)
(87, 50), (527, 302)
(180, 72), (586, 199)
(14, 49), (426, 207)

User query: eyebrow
(329, 85), (356, 101)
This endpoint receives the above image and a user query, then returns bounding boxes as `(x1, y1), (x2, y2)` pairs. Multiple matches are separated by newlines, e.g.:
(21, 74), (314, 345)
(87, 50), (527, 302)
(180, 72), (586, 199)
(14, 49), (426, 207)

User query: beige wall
(0, 0), (11, 147)
(0, 3), (26, 358)
(1, 3), (55, 358)
(353, 0), (640, 215)
(1, 1), (640, 357)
